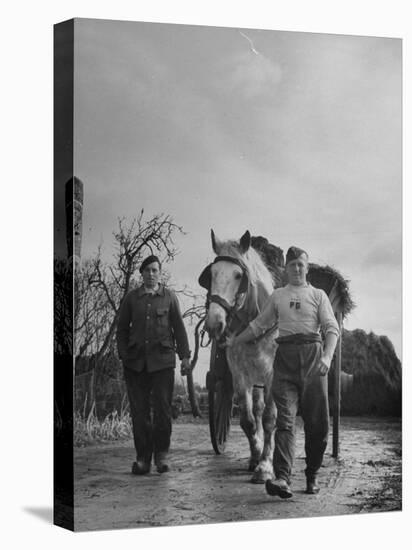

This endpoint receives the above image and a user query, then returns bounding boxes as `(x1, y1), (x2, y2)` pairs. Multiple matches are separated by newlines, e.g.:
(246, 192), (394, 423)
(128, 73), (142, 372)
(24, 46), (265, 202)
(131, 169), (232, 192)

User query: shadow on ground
(23, 507), (53, 524)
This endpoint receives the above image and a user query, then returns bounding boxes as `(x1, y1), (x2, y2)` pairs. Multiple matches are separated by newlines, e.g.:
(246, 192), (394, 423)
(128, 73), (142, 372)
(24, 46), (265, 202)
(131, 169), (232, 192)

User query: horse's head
(199, 230), (251, 340)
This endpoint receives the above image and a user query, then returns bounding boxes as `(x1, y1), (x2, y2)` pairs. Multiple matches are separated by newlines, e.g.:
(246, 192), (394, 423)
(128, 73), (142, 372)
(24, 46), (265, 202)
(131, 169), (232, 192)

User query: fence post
(332, 311), (343, 458)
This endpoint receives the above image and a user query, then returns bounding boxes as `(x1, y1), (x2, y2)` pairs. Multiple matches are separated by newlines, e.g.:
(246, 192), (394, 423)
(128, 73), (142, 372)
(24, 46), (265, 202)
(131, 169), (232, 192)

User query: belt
(276, 333), (322, 346)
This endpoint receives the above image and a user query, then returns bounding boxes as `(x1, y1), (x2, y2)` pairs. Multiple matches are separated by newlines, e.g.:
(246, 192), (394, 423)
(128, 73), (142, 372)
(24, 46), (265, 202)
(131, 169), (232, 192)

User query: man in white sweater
(229, 246), (339, 498)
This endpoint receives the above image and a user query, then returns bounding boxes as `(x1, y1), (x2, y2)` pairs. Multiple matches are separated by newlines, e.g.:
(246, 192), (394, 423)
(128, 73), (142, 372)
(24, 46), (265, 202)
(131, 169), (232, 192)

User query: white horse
(200, 230), (278, 483)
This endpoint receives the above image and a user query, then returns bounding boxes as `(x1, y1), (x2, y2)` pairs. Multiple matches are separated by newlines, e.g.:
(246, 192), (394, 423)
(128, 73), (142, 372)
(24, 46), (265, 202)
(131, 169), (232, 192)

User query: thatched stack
(339, 329), (402, 416)
(307, 264), (355, 317)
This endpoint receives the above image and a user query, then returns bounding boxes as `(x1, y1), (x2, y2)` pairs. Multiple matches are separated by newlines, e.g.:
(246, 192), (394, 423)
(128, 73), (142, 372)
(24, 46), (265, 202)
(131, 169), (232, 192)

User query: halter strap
(212, 255), (245, 270)
(207, 293), (234, 313)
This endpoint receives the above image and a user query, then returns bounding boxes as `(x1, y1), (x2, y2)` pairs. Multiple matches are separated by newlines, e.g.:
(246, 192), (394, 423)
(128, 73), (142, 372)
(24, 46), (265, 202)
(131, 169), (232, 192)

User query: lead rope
(184, 316), (207, 417)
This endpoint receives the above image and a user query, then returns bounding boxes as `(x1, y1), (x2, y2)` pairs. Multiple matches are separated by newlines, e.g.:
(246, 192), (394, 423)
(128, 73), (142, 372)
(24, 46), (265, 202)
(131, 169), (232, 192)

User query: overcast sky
(71, 18), (402, 373)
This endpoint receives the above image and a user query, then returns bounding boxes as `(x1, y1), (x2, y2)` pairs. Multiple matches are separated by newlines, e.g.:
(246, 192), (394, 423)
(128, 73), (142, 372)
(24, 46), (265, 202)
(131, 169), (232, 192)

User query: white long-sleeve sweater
(249, 283), (340, 339)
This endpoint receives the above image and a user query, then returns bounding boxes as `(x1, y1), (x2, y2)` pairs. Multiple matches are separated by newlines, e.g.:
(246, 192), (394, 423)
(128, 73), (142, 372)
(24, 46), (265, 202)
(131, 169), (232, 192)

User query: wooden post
(65, 176), (84, 266)
(332, 311), (343, 458)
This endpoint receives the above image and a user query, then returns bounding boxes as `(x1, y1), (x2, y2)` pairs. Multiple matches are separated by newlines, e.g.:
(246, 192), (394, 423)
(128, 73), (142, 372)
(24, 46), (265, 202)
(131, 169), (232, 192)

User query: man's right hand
(308, 353), (332, 377)
(180, 357), (192, 376)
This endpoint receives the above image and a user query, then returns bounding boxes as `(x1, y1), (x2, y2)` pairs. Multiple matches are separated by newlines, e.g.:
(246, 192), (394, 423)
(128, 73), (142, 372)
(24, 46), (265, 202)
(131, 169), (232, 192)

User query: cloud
(221, 51), (282, 99)
(361, 232), (402, 269)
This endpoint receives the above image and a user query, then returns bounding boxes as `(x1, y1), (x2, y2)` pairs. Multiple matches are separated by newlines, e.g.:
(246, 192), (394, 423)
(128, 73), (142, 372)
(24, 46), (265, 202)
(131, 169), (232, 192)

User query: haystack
(340, 328), (401, 416)
(307, 264), (355, 318)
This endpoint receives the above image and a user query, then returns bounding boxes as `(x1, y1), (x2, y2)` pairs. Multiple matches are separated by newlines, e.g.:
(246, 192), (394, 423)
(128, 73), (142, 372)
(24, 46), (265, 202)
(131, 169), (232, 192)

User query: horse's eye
(235, 273), (242, 280)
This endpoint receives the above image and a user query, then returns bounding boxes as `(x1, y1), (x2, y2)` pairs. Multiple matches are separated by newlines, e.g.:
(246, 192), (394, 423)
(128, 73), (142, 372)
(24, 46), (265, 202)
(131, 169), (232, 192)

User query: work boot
(265, 478), (293, 499)
(155, 452), (169, 474)
(131, 460), (151, 475)
(305, 476), (320, 494)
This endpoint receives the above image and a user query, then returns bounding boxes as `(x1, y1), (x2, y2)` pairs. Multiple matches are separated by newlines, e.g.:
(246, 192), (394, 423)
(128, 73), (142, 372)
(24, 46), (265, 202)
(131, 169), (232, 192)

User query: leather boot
(131, 460), (151, 475)
(265, 478), (293, 499)
(305, 476), (320, 494)
(155, 452), (169, 474)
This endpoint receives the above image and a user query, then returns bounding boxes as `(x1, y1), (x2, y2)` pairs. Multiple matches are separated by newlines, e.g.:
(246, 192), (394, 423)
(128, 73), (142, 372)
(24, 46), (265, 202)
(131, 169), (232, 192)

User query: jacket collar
(136, 283), (165, 297)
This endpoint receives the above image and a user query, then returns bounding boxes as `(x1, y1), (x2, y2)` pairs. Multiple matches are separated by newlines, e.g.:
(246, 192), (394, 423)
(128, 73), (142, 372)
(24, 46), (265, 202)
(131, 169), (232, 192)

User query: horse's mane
(250, 236), (285, 288)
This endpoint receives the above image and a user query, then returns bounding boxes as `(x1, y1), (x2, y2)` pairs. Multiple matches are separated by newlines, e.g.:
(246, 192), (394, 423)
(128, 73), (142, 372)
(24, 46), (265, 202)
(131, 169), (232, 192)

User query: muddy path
(73, 417), (401, 531)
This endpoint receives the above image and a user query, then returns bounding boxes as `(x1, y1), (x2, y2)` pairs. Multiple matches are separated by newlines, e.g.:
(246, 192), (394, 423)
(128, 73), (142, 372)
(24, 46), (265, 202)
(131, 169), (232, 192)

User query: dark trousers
(123, 366), (175, 463)
(272, 341), (329, 483)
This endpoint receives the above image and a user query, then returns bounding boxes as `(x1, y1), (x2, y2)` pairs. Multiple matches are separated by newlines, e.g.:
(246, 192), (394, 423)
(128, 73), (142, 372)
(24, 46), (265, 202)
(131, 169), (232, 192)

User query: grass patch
(74, 404), (132, 447)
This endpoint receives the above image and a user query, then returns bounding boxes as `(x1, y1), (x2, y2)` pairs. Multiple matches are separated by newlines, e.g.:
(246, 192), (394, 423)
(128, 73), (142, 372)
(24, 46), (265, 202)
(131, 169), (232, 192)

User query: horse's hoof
(250, 476), (266, 484)
(248, 461), (259, 472)
(250, 469), (272, 484)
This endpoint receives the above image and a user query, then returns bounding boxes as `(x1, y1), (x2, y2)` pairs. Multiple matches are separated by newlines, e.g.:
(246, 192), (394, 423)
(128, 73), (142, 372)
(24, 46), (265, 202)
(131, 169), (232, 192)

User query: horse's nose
(214, 321), (224, 339)
(205, 318), (225, 340)
(212, 321), (225, 340)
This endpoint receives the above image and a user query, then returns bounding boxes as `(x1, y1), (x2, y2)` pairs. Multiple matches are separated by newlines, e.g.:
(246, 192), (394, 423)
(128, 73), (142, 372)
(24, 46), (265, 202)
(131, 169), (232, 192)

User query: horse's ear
(239, 230), (251, 253)
(211, 229), (220, 254)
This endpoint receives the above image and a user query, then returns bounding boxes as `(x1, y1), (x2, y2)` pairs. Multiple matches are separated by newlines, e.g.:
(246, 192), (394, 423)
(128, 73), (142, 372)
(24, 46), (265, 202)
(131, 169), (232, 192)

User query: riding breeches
(272, 340), (329, 483)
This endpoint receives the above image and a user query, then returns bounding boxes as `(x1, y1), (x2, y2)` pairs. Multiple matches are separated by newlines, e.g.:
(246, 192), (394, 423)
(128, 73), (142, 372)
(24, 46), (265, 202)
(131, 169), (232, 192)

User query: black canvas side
(53, 18), (74, 532)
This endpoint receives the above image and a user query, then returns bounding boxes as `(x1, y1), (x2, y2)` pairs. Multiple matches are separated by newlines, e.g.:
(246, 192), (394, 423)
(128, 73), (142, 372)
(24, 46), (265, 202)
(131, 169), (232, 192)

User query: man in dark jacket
(116, 255), (191, 475)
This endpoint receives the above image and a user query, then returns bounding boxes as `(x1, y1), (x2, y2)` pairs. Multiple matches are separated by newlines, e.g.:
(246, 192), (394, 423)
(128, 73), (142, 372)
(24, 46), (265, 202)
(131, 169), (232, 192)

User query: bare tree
(178, 286), (206, 324)
(74, 259), (114, 358)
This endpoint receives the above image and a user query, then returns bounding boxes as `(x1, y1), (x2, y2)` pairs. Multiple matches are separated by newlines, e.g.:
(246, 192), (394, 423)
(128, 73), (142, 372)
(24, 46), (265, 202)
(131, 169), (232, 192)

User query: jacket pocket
(126, 342), (144, 359)
(128, 332), (137, 346)
(159, 339), (175, 354)
(156, 307), (169, 328)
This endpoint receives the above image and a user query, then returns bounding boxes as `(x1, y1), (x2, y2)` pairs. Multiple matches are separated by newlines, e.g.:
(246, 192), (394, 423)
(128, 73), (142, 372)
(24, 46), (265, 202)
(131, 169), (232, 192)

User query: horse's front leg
(251, 384), (276, 484)
(237, 387), (263, 476)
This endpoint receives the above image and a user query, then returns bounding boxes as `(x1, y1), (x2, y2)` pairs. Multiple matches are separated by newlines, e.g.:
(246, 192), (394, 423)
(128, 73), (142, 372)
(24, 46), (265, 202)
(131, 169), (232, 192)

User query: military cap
(139, 255), (161, 273)
(285, 246), (308, 265)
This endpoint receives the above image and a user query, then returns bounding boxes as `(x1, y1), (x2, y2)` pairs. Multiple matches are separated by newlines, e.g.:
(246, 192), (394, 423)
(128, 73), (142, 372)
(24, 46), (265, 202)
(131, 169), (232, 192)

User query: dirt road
(73, 417), (401, 531)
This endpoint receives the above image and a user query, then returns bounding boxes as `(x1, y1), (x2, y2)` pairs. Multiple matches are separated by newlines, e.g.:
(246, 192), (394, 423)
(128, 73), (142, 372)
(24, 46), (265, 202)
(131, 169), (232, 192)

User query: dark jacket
(116, 284), (190, 373)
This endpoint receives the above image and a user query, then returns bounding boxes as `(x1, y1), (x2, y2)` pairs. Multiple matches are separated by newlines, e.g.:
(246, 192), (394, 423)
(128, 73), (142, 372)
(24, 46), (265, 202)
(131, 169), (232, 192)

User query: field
(73, 416), (401, 531)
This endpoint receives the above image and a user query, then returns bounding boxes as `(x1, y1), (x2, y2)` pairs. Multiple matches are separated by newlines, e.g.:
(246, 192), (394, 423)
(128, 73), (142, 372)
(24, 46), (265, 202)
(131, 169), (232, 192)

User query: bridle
(198, 256), (251, 339)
